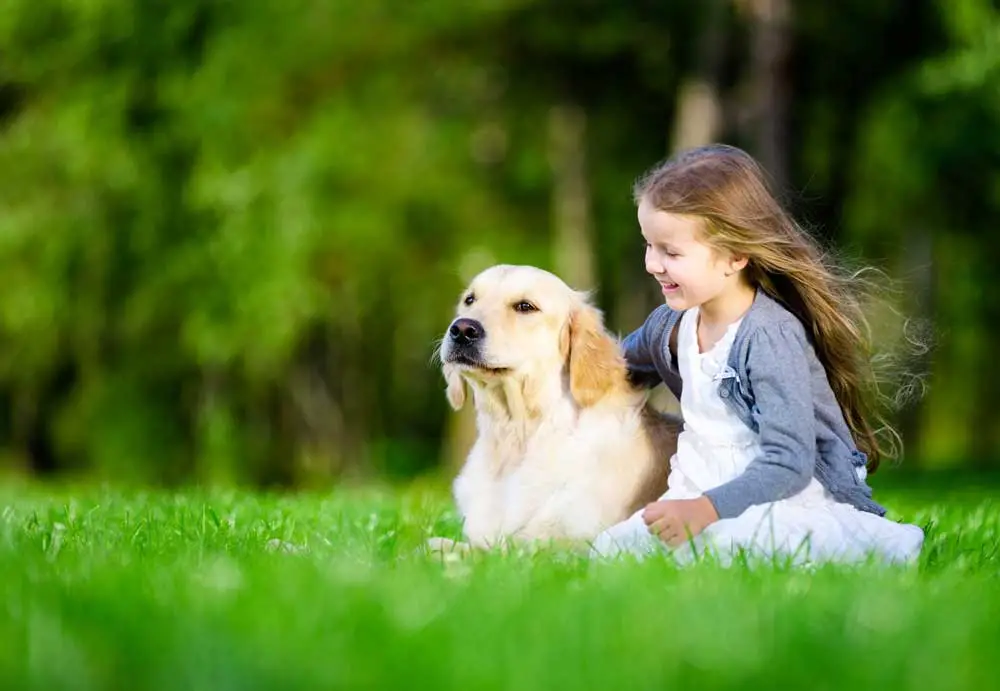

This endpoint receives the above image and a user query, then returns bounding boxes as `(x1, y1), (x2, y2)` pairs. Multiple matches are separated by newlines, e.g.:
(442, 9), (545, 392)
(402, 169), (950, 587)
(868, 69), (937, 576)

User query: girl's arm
(703, 320), (816, 520)
(619, 305), (682, 393)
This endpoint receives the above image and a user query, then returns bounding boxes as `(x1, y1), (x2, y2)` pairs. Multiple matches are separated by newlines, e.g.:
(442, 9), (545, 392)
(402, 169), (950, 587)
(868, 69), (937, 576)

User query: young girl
(591, 144), (925, 566)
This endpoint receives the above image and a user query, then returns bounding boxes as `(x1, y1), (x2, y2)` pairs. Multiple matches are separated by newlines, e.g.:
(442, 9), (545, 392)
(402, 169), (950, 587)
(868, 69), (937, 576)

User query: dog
(434, 264), (680, 551)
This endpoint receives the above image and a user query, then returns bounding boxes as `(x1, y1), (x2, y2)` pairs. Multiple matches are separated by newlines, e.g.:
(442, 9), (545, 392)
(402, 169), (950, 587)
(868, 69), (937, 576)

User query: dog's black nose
(449, 318), (484, 345)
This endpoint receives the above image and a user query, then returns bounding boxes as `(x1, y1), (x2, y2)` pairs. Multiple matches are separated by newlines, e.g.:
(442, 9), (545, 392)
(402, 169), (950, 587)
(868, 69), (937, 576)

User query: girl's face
(638, 197), (745, 313)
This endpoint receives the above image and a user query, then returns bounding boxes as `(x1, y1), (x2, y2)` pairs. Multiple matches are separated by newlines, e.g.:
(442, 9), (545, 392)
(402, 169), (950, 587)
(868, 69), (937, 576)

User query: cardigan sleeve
(621, 305), (679, 393)
(704, 320), (817, 519)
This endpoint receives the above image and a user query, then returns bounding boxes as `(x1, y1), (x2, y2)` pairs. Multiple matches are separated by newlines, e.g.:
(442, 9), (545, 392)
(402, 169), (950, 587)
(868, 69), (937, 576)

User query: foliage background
(1, 0), (998, 488)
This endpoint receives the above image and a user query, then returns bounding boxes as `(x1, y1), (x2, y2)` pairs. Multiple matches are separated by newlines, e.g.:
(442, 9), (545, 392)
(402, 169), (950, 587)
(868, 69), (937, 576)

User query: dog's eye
(513, 300), (538, 313)
(463, 293), (475, 306)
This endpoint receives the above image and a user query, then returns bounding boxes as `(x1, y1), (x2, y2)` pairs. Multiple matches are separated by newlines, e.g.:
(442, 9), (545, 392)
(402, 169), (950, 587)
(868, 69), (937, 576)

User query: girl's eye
(464, 293), (475, 306)
(643, 241), (678, 257)
(513, 300), (538, 313)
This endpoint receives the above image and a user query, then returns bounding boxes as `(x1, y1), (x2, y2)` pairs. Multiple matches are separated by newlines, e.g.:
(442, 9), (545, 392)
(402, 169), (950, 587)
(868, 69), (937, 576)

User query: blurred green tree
(0, 0), (994, 486)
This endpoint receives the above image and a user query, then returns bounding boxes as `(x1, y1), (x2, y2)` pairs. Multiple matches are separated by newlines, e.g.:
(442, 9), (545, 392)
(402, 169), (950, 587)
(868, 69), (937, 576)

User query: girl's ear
(727, 254), (749, 276)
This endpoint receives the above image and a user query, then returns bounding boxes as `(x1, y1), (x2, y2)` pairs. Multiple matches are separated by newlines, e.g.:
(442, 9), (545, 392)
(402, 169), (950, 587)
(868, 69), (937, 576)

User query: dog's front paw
(425, 536), (473, 555)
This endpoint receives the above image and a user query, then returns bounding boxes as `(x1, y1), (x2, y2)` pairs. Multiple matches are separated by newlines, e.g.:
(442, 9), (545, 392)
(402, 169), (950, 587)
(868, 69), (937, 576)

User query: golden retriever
(434, 264), (679, 551)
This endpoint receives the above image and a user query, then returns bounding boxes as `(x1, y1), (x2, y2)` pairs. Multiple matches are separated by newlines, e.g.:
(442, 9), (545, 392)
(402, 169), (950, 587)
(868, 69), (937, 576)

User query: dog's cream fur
(437, 264), (679, 549)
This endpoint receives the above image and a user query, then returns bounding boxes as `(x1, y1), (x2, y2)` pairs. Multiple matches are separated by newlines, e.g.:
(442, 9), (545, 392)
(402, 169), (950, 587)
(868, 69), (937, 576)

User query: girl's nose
(645, 248), (663, 275)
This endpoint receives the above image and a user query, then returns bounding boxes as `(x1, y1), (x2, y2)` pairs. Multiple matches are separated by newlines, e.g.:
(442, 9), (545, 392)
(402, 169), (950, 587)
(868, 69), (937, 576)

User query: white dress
(591, 307), (925, 566)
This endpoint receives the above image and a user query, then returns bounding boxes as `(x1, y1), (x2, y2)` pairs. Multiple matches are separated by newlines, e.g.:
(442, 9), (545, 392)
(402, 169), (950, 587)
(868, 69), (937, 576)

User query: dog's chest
(454, 421), (626, 543)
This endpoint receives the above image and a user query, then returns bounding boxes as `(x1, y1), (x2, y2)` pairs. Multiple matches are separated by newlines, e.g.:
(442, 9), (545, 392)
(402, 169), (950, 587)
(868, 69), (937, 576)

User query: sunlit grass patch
(0, 478), (996, 690)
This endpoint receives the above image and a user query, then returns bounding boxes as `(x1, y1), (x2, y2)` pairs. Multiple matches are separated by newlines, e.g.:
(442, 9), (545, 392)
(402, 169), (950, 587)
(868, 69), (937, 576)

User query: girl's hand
(642, 496), (719, 547)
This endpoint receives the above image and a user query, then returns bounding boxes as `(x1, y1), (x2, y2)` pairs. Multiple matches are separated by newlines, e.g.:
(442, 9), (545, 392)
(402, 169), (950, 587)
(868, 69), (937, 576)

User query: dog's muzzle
(449, 318), (484, 347)
(443, 317), (486, 365)
(443, 317), (509, 373)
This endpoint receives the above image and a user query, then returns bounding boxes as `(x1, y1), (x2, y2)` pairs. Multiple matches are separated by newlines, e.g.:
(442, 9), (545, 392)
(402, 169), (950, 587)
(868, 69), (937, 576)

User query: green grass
(1, 474), (998, 691)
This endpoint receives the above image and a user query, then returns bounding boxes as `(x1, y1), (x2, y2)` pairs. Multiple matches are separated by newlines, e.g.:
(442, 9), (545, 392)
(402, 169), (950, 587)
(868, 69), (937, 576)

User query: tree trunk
(916, 234), (976, 468)
(741, 0), (792, 190)
(548, 102), (595, 291)
(442, 395), (477, 475)
(671, 0), (727, 154)
(893, 227), (933, 469)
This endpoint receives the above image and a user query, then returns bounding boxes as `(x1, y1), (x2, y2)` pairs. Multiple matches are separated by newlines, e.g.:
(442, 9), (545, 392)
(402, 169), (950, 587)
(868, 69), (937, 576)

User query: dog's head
(438, 265), (626, 411)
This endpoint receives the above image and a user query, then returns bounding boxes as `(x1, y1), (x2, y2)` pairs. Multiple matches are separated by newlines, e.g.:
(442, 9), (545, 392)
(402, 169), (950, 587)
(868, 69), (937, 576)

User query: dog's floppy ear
(565, 298), (625, 407)
(443, 363), (467, 411)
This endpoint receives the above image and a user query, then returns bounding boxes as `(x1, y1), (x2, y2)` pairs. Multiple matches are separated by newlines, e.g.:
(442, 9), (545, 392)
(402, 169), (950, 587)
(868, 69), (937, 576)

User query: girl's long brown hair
(635, 144), (896, 471)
